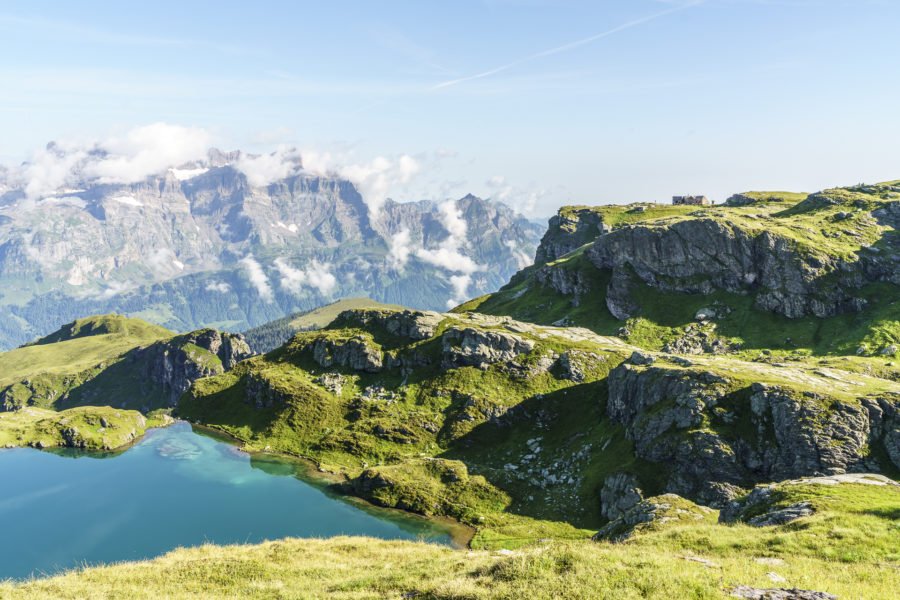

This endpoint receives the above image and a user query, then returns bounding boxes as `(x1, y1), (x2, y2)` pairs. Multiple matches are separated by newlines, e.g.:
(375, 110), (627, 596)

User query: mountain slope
(176, 307), (900, 543)
(0, 314), (251, 413)
(457, 182), (900, 360)
(0, 150), (542, 350)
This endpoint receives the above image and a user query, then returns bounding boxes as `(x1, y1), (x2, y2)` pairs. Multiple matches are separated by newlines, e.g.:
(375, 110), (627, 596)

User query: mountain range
(0, 147), (542, 350)
(1, 178), (899, 598)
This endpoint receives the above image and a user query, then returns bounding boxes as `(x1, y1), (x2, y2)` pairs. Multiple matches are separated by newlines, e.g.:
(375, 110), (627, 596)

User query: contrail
(431, 1), (707, 90)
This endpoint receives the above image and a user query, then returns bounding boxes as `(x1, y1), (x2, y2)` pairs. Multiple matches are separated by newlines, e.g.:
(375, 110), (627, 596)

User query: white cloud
(389, 228), (413, 268)
(486, 175), (545, 215)
(15, 123), (211, 199)
(84, 123), (212, 184)
(94, 280), (133, 300)
(414, 246), (480, 274)
(234, 146), (302, 187)
(273, 258), (337, 296)
(300, 151), (421, 220)
(146, 248), (184, 272)
(505, 240), (533, 269)
(22, 143), (88, 200)
(169, 167), (208, 181)
(239, 254), (274, 302)
(205, 281), (231, 293)
(438, 199), (467, 240)
(447, 274), (472, 309)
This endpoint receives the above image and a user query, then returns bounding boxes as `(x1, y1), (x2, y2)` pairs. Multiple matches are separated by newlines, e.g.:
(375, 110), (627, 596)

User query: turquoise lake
(0, 422), (461, 581)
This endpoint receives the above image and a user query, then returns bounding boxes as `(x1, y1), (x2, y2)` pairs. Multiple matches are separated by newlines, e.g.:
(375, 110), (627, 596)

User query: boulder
(441, 327), (534, 370)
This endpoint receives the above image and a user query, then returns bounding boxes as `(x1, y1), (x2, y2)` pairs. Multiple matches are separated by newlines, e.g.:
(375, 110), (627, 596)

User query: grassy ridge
(0, 406), (168, 450)
(0, 316), (171, 390)
(458, 183), (900, 361)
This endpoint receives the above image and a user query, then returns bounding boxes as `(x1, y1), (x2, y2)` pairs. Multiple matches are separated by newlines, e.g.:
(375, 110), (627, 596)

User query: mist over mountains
(0, 127), (542, 350)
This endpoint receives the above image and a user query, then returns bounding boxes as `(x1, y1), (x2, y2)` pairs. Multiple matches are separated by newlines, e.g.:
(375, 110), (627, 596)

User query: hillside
(0, 314), (251, 415)
(176, 307), (900, 543)
(0, 406), (170, 450)
(456, 182), (900, 360)
(3, 182), (899, 598)
(0, 148), (543, 350)
(241, 297), (406, 353)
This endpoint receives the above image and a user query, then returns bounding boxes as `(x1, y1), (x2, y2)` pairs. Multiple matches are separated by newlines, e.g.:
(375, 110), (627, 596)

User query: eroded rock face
(305, 336), (384, 373)
(441, 327), (535, 370)
(586, 218), (874, 319)
(600, 473), (644, 521)
(336, 309), (443, 340)
(606, 364), (900, 505)
(727, 586), (837, 600)
(535, 208), (610, 264)
(138, 329), (252, 406)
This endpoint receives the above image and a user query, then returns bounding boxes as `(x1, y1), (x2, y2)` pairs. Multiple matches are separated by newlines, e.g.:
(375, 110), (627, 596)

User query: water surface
(0, 422), (460, 580)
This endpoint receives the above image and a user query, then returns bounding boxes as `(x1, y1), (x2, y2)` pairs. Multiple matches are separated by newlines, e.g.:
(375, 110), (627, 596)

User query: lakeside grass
(0, 406), (169, 450)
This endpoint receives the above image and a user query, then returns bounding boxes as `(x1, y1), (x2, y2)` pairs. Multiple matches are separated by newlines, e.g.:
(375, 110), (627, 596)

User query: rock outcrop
(606, 362), (900, 505)
(587, 218), (872, 319)
(303, 335), (384, 373)
(336, 309), (443, 340)
(441, 327), (535, 370)
(534, 207), (610, 264)
(136, 329), (252, 406)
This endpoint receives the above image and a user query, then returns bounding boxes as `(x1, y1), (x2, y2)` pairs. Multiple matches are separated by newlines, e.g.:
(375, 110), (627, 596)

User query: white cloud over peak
(17, 123), (212, 199)
(273, 258), (337, 296)
(234, 146), (302, 187)
(239, 254), (274, 302)
(84, 123), (211, 184)
(301, 151), (421, 220)
(412, 198), (483, 306)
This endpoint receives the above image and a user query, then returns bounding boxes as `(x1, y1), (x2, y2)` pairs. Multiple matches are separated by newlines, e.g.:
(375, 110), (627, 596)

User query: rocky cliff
(0, 150), (542, 350)
(459, 183), (900, 358)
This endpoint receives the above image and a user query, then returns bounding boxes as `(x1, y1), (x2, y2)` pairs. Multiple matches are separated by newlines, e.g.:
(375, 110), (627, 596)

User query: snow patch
(169, 167), (208, 181)
(111, 195), (143, 207)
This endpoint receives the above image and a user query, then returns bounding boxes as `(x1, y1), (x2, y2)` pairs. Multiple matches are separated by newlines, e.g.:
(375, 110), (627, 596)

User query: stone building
(672, 195), (710, 206)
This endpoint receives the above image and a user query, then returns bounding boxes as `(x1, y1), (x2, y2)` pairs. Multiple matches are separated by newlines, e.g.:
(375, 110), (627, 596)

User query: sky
(0, 0), (899, 218)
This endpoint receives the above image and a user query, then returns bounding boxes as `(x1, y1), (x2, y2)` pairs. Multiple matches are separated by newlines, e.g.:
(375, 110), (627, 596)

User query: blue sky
(1, 0), (899, 217)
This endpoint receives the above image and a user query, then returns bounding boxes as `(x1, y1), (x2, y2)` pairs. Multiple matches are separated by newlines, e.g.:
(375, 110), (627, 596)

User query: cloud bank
(273, 258), (337, 296)
(18, 123), (211, 199)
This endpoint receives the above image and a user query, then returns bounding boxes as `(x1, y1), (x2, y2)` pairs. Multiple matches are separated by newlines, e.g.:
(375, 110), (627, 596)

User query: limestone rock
(727, 586), (836, 600)
(600, 473), (644, 521)
(336, 309), (443, 340)
(139, 329), (252, 406)
(305, 335), (383, 373)
(441, 327), (534, 370)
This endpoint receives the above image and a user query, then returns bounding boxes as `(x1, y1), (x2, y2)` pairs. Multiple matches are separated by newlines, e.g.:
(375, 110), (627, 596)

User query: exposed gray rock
(586, 215), (880, 319)
(600, 473), (644, 521)
(747, 501), (814, 526)
(534, 208), (610, 264)
(441, 327), (534, 370)
(556, 350), (606, 382)
(305, 336), (383, 373)
(138, 329), (252, 406)
(629, 351), (655, 366)
(727, 586), (836, 600)
(606, 364), (900, 505)
(337, 309), (443, 340)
